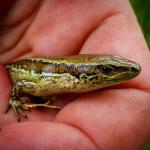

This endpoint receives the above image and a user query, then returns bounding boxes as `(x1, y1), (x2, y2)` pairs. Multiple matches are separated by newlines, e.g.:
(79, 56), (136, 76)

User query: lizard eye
(101, 66), (114, 75)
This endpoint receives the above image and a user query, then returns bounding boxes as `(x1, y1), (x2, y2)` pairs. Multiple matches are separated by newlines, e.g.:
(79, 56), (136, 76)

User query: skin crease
(0, 0), (150, 149)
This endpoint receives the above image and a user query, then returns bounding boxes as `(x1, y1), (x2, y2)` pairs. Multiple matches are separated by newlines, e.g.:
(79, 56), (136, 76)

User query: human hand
(0, 0), (150, 149)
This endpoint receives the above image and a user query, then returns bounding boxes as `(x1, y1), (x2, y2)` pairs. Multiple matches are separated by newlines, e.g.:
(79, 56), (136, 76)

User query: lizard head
(75, 55), (141, 89)
(85, 55), (141, 87)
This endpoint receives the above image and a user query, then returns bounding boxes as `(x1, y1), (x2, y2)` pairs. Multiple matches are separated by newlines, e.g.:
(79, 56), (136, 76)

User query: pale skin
(0, 0), (150, 149)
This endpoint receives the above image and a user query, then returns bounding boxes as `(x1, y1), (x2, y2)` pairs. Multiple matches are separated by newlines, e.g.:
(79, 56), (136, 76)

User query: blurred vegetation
(130, 0), (150, 48)
(143, 144), (150, 150)
(130, 1), (150, 149)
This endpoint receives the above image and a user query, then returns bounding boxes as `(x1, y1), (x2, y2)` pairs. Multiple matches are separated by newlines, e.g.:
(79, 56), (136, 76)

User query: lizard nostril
(130, 63), (141, 76)
(131, 66), (139, 73)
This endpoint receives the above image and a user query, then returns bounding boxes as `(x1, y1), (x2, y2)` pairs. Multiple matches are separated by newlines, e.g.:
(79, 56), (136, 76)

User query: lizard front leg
(5, 80), (60, 121)
(5, 80), (36, 121)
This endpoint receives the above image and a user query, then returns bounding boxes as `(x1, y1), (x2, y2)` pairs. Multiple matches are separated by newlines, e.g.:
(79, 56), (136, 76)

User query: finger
(0, 0), (41, 63)
(55, 1), (150, 149)
(0, 0), (123, 62)
(56, 89), (150, 150)
(0, 122), (97, 149)
(24, 0), (106, 57)
(0, 65), (13, 126)
(80, 0), (150, 90)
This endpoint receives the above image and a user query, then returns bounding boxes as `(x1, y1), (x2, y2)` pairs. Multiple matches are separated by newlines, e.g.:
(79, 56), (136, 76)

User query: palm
(0, 1), (150, 149)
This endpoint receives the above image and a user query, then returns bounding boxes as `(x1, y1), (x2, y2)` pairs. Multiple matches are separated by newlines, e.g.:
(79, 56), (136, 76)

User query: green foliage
(143, 143), (150, 150)
(130, 0), (150, 48)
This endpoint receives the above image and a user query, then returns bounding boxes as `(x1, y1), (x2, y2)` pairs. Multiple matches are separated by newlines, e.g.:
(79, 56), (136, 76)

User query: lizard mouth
(106, 70), (141, 83)
(112, 62), (141, 82)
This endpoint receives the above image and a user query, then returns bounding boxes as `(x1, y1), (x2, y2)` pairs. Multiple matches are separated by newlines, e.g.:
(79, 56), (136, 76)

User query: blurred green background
(130, 0), (150, 149)
(130, 0), (150, 48)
